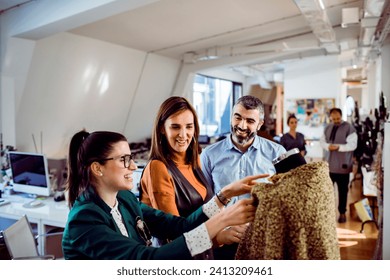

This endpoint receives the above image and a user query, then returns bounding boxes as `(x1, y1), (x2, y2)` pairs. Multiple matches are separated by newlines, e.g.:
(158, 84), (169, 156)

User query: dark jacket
(280, 132), (306, 155)
(62, 189), (208, 259)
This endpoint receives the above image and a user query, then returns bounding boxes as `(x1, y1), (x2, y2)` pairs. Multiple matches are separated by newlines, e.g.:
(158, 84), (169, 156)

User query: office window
(193, 74), (242, 137)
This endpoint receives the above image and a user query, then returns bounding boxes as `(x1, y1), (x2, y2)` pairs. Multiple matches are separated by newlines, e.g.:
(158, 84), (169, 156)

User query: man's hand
(329, 144), (339, 151)
(221, 173), (269, 199)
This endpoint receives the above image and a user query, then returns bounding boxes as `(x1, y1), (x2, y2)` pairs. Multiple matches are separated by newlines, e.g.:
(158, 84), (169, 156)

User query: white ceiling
(71, 0), (314, 59)
(4, 0), (390, 78)
(69, 0), (388, 76)
(0, 0), (31, 14)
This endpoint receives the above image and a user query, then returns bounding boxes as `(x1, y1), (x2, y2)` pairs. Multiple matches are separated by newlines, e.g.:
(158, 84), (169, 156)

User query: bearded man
(201, 95), (285, 259)
(320, 107), (357, 223)
(201, 95), (286, 202)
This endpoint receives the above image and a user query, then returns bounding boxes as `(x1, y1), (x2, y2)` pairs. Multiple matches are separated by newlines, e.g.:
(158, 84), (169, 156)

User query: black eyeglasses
(135, 216), (152, 246)
(100, 154), (133, 168)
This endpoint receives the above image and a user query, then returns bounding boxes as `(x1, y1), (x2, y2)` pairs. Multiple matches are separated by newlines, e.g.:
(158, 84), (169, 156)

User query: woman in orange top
(140, 96), (249, 249)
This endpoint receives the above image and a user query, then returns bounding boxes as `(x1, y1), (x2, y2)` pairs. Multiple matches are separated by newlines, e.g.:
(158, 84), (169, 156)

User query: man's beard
(231, 125), (256, 145)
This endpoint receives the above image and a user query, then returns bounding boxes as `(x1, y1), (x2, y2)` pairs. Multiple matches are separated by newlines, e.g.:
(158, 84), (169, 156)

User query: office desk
(0, 194), (69, 255)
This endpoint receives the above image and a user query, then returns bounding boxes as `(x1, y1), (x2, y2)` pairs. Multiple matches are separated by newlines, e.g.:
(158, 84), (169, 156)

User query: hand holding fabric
(214, 224), (249, 246)
(220, 173), (269, 199)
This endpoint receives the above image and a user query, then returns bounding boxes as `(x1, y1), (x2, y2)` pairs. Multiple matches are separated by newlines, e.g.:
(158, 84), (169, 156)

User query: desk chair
(1, 215), (62, 260)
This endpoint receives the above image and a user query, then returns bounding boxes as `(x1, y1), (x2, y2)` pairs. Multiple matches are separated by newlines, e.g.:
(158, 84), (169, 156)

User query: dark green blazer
(62, 189), (209, 259)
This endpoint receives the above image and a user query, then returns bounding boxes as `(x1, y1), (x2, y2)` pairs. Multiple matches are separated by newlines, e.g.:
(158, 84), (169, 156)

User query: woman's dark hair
(66, 130), (127, 208)
(287, 114), (297, 125)
(149, 96), (201, 169)
(329, 107), (342, 115)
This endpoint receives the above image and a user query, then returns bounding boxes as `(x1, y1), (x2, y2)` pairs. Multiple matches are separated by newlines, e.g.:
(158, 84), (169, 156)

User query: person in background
(62, 129), (264, 259)
(280, 114), (307, 156)
(140, 96), (252, 250)
(201, 95), (286, 259)
(320, 108), (357, 223)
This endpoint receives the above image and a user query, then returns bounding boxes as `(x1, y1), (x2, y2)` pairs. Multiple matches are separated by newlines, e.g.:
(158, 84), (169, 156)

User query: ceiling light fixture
(318, 0), (325, 10)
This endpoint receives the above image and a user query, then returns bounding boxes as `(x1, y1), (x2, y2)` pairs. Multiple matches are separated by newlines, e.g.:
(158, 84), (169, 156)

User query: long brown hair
(149, 96), (201, 169)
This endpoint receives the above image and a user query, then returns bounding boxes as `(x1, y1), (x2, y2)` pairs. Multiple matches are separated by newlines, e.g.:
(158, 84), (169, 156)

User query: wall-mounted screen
(8, 151), (51, 197)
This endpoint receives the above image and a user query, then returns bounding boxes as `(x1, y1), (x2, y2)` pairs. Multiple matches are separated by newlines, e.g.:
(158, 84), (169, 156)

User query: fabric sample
(236, 161), (340, 260)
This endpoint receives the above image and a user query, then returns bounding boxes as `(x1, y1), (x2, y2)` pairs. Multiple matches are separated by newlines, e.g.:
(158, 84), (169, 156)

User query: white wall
(381, 39), (390, 259)
(284, 56), (341, 138)
(381, 37), (390, 109)
(283, 56), (341, 159)
(384, 123), (390, 260)
(1, 38), (36, 147)
(9, 32), (179, 158)
(367, 59), (380, 113)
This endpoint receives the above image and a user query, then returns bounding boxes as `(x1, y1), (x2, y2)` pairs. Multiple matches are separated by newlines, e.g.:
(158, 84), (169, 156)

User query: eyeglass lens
(122, 154), (133, 168)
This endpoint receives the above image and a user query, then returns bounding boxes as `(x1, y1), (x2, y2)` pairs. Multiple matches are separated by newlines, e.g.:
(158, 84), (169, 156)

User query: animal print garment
(236, 161), (340, 260)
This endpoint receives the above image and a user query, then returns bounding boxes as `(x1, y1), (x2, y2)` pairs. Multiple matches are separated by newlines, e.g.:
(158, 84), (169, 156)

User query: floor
(336, 174), (379, 260)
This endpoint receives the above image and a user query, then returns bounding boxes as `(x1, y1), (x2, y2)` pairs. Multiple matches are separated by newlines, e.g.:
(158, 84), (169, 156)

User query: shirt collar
(110, 199), (119, 214)
(225, 134), (260, 152)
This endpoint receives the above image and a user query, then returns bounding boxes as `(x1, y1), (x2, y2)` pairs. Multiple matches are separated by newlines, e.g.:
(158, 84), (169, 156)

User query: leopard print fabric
(236, 161), (340, 260)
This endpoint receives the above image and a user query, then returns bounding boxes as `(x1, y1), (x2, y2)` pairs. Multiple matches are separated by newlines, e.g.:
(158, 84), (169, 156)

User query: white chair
(1, 215), (62, 260)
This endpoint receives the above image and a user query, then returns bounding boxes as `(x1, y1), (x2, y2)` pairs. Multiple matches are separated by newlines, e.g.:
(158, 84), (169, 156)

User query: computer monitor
(8, 151), (52, 197)
(131, 168), (143, 198)
(198, 135), (210, 145)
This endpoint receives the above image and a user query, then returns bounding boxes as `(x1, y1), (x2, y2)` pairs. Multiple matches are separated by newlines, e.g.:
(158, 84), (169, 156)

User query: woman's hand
(220, 173), (269, 200)
(205, 198), (256, 240)
(221, 198), (256, 225)
(214, 224), (248, 246)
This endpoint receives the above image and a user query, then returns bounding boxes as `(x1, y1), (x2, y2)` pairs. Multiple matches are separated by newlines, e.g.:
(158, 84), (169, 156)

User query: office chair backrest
(45, 227), (64, 259)
(2, 215), (40, 259)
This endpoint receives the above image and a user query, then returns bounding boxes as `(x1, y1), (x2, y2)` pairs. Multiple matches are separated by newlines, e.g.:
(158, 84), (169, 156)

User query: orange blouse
(140, 159), (207, 216)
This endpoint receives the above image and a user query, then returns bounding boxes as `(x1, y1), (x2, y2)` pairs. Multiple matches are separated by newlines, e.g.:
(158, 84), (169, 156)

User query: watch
(216, 191), (231, 206)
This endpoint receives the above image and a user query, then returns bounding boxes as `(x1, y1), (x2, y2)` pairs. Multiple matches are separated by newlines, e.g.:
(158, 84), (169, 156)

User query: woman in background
(280, 114), (307, 156)
(140, 96), (250, 248)
(62, 129), (264, 260)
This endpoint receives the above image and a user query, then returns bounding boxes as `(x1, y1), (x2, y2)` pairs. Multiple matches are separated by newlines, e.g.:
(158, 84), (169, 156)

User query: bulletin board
(285, 98), (335, 139)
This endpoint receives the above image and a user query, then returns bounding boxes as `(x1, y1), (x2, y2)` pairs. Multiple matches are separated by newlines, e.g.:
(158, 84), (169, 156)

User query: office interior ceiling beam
(351, 0), (386, 63)
(183, 47), (328, 79)
(293, 0), (340, 53)
(359, 0), (385, 46)
(373, 0), (390, 46)
(365, 0), (387, 15)
(183, 31), (325, 64)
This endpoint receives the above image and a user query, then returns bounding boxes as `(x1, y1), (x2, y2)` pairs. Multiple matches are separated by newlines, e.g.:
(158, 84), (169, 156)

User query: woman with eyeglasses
(62, 129), (266, 260)
(280, 114), (307, 157)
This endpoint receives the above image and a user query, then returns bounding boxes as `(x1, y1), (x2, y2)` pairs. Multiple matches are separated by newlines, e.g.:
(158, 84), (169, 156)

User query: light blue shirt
(201, 135), (286, 203)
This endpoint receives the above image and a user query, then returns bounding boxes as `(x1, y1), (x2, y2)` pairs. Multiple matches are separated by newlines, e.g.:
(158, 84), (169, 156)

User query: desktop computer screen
(131, 168), (143, 198)
(8, 151), (52, 197)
